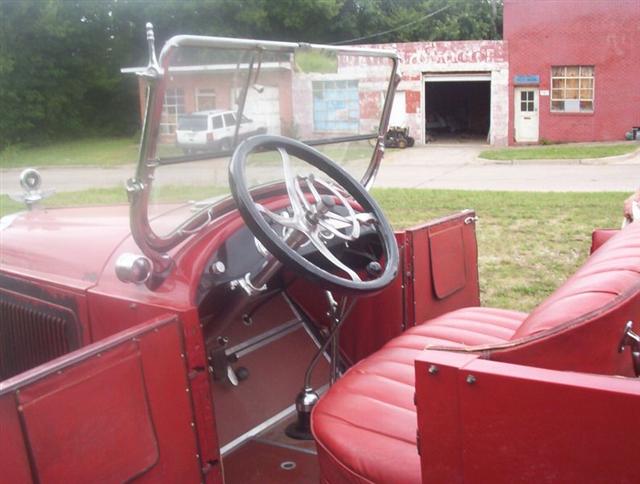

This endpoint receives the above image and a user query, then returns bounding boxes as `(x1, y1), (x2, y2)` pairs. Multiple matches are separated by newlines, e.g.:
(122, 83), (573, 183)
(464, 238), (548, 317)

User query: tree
(0, 0), (503, 150)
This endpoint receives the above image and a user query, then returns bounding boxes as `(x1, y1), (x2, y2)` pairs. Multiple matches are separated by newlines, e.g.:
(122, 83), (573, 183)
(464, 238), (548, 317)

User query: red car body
(1, 29), (639, 484)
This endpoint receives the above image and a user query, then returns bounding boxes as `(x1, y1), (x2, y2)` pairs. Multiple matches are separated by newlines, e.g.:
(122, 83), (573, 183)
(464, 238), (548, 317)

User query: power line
(332, 4), (452, 45)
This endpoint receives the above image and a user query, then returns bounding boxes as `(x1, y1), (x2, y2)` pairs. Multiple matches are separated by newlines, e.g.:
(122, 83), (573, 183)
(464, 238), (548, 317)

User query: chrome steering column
(286, 291), (355, 440)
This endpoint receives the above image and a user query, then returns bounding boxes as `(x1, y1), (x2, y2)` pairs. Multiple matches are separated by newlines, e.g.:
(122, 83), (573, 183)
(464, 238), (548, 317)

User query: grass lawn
(0, 188), (626, 312)
(0, 138), (140, 168)
(0, 137), (376, 169)
(479, 143), (637, 161)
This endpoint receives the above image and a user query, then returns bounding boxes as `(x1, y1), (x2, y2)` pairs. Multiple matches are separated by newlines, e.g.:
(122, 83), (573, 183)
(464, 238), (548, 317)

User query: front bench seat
(312, 222), (640, 484)
(312, 307), (527, 484)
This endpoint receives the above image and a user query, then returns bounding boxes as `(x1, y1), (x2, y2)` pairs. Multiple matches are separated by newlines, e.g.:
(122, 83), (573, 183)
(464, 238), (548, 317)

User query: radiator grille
(0, 299), (80, 380)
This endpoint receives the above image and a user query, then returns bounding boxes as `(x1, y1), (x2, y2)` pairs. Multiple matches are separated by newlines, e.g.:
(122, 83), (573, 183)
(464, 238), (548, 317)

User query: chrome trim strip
(252, 437), (318, 456)
(225, 318), (301, 358)
(0, 315), (178, 396)
(220, 404), (296, 456)
(158, 35), (397, 63)
(0, 212), (23, 232)
(282, 292), (332, 364)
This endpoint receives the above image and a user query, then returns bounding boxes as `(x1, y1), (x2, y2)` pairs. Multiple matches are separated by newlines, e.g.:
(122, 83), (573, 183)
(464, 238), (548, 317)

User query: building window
(313, 80), (359, 132)
(520, 90), (535, 112)
(196, 88), (216, 111)
(551, 66), (594, 113)
(160, 88), (185, 134)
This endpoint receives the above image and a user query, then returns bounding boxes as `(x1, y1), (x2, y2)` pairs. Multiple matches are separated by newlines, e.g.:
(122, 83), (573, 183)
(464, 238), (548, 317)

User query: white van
(176, 110), (265, 153)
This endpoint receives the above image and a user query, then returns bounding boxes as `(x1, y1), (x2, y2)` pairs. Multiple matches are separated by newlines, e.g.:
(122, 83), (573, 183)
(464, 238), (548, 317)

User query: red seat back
(492, 222), (640, 375)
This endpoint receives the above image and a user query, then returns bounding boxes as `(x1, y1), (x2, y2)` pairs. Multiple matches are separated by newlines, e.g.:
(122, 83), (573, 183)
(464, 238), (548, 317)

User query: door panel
(0, 315), (206, 483)
(514, 88), (539, 142)
(407, 210), (480, 326)
(0, 396), (32, 483)
(19, 342), (159, 483)
(235, 86), (281, 135)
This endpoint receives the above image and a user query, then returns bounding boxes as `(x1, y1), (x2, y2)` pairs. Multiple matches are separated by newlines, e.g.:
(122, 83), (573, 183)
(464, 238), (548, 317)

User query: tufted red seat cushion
(312, 307), (527, 483)
(313, 223), (640, 483)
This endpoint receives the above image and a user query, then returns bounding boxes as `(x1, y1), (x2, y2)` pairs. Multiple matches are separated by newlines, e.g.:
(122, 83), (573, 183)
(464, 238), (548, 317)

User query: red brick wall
(504, 0), (640, 144)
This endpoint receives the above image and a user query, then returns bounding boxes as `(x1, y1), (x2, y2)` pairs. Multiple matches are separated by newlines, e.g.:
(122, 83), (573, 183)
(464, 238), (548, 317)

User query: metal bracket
(208, 337), (239, 386)
(137, 23), (163, 81)
(229, 273), (268, 296)
(618, 321), (640, 376)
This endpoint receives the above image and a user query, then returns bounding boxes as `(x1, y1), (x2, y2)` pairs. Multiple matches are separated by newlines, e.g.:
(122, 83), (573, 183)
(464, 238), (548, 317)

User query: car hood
(0, 206), (134, 289)
(0, 205), (182, 290)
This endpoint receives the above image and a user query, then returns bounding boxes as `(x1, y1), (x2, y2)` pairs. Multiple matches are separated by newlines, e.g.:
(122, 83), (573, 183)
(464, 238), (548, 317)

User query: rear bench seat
(312, 222), (640, 483)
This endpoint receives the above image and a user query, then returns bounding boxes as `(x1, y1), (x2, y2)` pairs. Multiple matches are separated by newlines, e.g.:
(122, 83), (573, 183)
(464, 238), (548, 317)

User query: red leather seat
(312, 307), (527, 483)
(313, 223), (640, 483)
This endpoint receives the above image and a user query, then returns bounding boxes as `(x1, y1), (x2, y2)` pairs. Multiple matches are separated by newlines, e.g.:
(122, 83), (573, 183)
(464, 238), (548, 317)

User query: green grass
(0, 137), (375, 169)
(0, 138), (140, 168)
(372, 189), (624, 311)
(479, 143), (637, 161)
(294, 50), (338, 73)
(0, 187), (626, 312)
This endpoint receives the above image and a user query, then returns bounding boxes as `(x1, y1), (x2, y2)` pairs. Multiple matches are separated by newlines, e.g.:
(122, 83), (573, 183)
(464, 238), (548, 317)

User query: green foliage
(0, 137), (139, 168)
(479, 143), (638, 161)
(0, 0), (503, 150)
(294, 51), (338, 73)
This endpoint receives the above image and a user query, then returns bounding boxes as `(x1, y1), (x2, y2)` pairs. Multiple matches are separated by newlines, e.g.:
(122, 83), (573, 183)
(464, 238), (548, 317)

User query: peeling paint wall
(373, 41), (509, 146)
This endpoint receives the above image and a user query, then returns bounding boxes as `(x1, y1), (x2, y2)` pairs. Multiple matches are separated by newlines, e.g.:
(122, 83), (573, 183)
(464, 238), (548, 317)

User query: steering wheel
(229, 135), (399, 294)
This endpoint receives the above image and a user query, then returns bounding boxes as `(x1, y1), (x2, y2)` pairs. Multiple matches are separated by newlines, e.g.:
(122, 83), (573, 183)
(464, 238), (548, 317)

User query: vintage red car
(1, 26), (639, 483)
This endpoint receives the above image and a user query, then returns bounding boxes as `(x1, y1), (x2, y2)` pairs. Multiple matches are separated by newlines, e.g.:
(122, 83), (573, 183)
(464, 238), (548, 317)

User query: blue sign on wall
(514, 74), (540, 85)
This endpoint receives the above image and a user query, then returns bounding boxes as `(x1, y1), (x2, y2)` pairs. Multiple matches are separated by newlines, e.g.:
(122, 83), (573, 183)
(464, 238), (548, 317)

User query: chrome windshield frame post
(128, 27), (399, 287)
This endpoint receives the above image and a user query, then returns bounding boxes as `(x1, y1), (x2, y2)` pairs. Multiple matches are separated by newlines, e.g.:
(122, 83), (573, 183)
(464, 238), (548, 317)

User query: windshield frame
(128, 27), (399, 279)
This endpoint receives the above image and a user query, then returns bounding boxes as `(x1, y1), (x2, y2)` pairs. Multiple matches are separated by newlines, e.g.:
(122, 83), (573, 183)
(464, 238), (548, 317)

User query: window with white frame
(196, 88), (216, 111)
(160, 88), (185, 134)
(551, 66), (594, 113)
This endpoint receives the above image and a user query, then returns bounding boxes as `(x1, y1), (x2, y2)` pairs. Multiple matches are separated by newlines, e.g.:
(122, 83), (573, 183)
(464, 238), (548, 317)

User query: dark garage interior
(424, 80), (491, 142)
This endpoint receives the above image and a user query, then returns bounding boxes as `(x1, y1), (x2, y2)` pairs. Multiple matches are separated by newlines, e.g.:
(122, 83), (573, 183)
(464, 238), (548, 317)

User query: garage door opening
(424, 76), (491, 143)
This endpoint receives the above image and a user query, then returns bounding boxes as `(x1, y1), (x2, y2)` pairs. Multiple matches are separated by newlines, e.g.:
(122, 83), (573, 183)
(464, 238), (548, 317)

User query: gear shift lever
(286, 291), (354, 440)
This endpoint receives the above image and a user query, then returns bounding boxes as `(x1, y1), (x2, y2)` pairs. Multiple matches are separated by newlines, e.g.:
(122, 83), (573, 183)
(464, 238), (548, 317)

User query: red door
(0, 315), (211, 483)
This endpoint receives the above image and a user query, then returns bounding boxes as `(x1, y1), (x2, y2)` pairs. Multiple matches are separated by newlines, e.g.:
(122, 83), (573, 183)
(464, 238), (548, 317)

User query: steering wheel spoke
(256, 203), (300, 229)
(229, 135), (399, 294)
(279, 147), (309, 219)
(305, 230), (362, 282)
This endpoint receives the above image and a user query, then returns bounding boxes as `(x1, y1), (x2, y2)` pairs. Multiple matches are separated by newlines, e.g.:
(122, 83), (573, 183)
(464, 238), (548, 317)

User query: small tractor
(384, 126), (415, 149)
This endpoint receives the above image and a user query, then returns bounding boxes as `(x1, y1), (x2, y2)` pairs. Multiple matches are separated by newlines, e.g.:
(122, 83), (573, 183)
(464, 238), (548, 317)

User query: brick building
(384, 0), (639, 145)
(377, 40), (509, 145)
(504, 0), (640, 144)
(125, 0), (639, 146)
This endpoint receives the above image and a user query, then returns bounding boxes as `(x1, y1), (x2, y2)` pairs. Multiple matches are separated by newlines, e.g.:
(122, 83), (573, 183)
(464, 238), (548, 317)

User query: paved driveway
(376, 143), (640, 191)
(1, 143), (638, 195)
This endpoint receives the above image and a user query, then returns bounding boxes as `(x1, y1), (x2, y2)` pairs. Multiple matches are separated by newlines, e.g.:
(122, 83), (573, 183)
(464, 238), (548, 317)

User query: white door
(235, 86), (281, 135)
(389, 91), (406, 127)
(514, 88), (539, 142)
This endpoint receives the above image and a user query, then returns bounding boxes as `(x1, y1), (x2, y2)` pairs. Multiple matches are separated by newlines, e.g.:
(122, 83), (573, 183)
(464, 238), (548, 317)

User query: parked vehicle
(1, 25), (638, 484)
(176, 110), (265, 154)
(384, 125), (415, 148)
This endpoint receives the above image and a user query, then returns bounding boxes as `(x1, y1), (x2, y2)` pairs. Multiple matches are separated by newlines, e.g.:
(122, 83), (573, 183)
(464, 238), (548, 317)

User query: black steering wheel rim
(229, 135), (399, 294)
